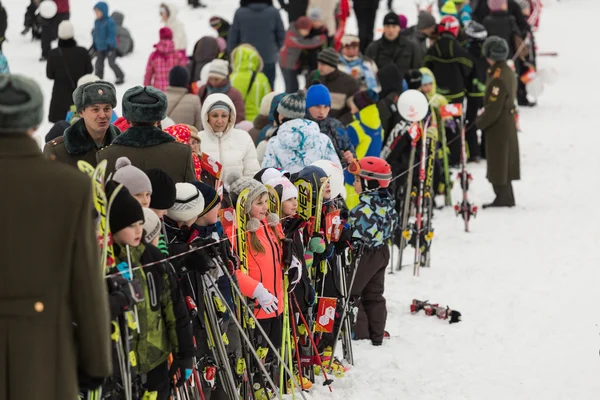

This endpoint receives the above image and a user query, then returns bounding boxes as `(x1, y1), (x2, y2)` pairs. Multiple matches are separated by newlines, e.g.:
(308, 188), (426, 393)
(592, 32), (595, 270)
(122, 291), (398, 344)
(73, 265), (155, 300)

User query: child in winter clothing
(106, 181), (194, 400)
(144, 27), (187, 92)
(209, 16), (231, 44)
(164, 124), (202, 181)
(261, 92), (341, 173)
(348, 157), (397, 346)
(229, 44), (272, 122)
(112, 157), (153, 207)
(279, 16), (328, 94)
(197, 59), (246, 123)
(145, 168), (176, 256)
(302, 8), (331, 74)
(93, 2), (125, 84)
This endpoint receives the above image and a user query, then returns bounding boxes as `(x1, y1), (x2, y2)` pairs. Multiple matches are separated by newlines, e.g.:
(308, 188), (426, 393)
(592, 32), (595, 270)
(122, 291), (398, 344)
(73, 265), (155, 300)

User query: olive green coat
(0, 134), (112, 400)
(476, 60), (521, 185)
(42, 118), (121, 167)
(96, 125), (196, 183)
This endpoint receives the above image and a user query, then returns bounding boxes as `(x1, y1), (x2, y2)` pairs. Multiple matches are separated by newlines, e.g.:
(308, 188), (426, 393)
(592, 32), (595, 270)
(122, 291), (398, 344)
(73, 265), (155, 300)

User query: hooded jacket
(93, 2), (117, 52)
(111, 12), (134, 57)
(261, 118), (341, 173)
(198, 93), (260, 178)
(197, 78), (246, 123)
(144, 37), (187, 92)
(230, 44), (272, 121)
(160, 2), (187, 52)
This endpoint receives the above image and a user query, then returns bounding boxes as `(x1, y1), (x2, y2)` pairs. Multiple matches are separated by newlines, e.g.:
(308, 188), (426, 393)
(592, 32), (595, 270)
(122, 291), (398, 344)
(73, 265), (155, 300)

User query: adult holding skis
(476, 36), (520, 208)
(43, 80), (120, 167)
(0, 74), (112, 399)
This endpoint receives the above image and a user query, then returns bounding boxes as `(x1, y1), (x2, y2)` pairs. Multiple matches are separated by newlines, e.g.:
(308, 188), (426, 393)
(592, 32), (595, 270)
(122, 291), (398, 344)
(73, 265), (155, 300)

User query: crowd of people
(0, 0), (539, 399)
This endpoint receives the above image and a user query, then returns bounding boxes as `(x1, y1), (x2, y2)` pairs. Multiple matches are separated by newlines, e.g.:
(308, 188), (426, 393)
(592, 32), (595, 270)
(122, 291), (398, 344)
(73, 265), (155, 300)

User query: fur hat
(145, 169), (176, 210)
(122, 86), (167, 123)
(112, 157), (153, 196)
(107, 182), (145, 234)
(167, 183), (205, 222)
(225, 172), (271, 232)
(317, 48), (340, 68)
(483, 36), (509, 61)
(72, 80), (117, 112)
(58, 20), (74, 40)
(277, 92), (306, 120)
(142, 208), (162, 244)
(0, 74), (44, 133)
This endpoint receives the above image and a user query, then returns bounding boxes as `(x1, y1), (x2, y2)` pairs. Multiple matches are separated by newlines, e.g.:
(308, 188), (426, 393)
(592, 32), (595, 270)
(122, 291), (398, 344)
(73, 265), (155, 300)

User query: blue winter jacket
(93, 2), (117, 52)
(228, 3), (285, 64)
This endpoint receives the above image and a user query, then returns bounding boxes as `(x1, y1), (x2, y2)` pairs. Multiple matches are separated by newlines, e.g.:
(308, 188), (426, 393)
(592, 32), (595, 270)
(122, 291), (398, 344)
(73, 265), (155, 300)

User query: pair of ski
(410, 299), (462, 324)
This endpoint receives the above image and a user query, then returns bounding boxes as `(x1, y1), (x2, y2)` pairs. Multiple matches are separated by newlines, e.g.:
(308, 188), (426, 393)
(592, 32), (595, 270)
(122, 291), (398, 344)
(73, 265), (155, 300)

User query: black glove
(184, 247), (217, 274)
(335, 226), (353, 255)
(169, 357), (194, 387)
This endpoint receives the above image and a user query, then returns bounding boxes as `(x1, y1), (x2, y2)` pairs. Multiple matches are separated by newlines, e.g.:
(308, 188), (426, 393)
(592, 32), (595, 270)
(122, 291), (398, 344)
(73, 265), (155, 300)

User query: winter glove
(287, 256), (302, 290)
(184, 246), (217, 274)
(253, 283), (278, 315)
(169, 357), (194, 387)
(335, 224), (353, 255)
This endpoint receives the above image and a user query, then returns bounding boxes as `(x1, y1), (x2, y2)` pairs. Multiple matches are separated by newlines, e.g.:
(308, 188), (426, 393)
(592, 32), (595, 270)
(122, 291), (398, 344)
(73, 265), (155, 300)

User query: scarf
(339, 56), (379, 91)
(207, 82), (231, 95)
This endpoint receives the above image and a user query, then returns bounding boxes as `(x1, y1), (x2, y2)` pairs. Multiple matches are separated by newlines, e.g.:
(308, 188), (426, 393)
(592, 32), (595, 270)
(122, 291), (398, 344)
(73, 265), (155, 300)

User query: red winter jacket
(55, 0), (70, 13)
(144, 39), (187, 92)
(235, 220), (284, 320)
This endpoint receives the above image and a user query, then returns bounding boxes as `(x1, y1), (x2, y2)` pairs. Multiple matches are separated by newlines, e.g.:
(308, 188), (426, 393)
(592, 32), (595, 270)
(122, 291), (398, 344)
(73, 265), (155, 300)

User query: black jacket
(46, 39), (93, 122)
(482, 11), (522, 57)
(365, 35), (422, 78)
(400, 25), (429, 56)
(278, 0), (308, 23)
(473, 0), (530, 35)
(466, 39), (487, 98)
(424, 34), (474, 103)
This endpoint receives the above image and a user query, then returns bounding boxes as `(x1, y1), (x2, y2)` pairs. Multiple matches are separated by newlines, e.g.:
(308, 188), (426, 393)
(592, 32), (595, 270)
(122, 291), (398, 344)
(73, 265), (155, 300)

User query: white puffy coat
(198, 93), (260, 179)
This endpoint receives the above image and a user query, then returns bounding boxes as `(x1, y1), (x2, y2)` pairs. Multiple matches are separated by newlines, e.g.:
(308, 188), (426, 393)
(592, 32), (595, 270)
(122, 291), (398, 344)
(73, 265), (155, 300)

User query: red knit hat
(295, 16), (312, 30)
(159, 27), (173, 40)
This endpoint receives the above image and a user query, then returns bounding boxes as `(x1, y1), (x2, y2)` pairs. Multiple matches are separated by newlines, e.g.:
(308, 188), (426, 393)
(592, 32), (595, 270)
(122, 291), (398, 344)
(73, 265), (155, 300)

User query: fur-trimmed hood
(112, 125), (176, 148)
(63, 118), (120, 155)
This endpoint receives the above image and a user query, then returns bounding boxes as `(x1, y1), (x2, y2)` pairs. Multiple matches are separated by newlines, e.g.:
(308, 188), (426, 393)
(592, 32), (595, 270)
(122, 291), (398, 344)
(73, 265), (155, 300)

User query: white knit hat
(58, 20), (74, 40)
(167, 183), (205, 222)
(142, 208), (162, 244)
(259, 92), (281, 117)
(266, 177), (298, 202)
(208, 59), (230, 80)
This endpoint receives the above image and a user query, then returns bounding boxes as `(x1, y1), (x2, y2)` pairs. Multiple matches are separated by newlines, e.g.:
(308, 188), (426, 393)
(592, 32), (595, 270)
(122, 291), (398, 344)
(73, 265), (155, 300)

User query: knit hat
(277, 93), (306, 120)
(295, 16), (312, 30)
(190, 182), (220, 218)
(341, 34), (360, 47)
(122, 86), (167, 123)
(167, 183), (205, 222)
(45, 120), (70, 143)
(254, 168), (284, 184)
(399, 14), (408, 30)
(209, 100), (231, 115)
(421, 73), (434, 86)
(383, 11), (400, 26)
(440, 1), (458, 17)
(77, 74), (100, 87)
(377, 64), (404, 98)
(208, 59), (229, 80)
(159, 27), (173, 40)
(482, 36), (509, 61)
(417, 11), (437, 30)
(317, 48), (340, 68)
(0, 75), (44, 133)
(225, 172), (270, 231)
(58, 20), (74, 40)
(145, 169), (176, 210)
(306, 84), (332, 108)
(259, 92), (281, 117)
(307, 7), (323, 21)
(266, 177), (298, 202)
(107, 182), (145, 234)
(169, 66), (190, 88)
(405, 69), (423, 90)
(142, 208), (162, 244)
(487, 0), (507, 11)
(353, 89), (379, 111)
(165, 123), (192, 145)
(113, 157), (153, 196)
(72, 80), (117, 112)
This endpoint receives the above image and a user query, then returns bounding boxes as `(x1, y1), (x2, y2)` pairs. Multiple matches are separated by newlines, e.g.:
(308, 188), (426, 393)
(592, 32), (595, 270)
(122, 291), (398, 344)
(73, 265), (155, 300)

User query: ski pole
(289, 303), (305, 392)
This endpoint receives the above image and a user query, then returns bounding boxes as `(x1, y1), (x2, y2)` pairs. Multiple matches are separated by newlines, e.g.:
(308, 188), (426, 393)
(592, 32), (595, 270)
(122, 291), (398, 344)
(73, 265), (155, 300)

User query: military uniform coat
(0, 134), (112, 400)
(43, 118), (121, 167)
(476, 61), (521, 185)
(96, 125), (196, 183)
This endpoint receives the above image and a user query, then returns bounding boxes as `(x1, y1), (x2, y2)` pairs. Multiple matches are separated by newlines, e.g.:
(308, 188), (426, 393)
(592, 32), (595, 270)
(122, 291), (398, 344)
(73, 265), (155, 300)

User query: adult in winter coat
(166, 66), (203, 130)
(187, 36), (221, 84)
(306, 48), (361, 125)
(482, 0), (525, 59)
(476, 37), (520, 208)
(111, 11), (134, 57)
(401, 11), (438, 56)
(44, 80), (120, 167)
(337, 34), (380, 92)
(279, 16), (328, 93)
(160, 3), (187, 55)
(0, 74), (112, 400)
(353, 0), (381, 54)
(93, 2), (125, 84)
(144, 27), (187, 92)
(197, 59), (246, 123)
(97, 86), (196, 182)
(262, 92), (341, 173)
(46, 21), (93, 123)
(366, 12), (422, 77)
(228, 0), (285, 89)
(40, 0), (70, 60)
(198, 93), (260, 178)
(230, 45), (271, 122)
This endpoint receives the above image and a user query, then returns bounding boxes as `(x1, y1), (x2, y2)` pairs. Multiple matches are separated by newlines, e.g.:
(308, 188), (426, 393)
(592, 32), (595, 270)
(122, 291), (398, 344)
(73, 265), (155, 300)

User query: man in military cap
(476, 36), (521, 208)
(43, 80), (120, 166)
(0, 74), (112, 399)
(97, 85), (196, 182)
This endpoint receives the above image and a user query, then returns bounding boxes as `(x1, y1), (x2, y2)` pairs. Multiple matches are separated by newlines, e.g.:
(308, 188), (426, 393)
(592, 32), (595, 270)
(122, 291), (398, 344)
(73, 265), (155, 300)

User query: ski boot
(287, 375), (313, 391)
(410, 299), (430, 313)
(321, 346), (347, 377)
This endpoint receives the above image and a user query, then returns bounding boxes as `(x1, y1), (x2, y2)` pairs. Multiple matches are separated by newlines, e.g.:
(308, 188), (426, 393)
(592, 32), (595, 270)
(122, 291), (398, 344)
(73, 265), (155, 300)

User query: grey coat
(228, 3), (285, 64)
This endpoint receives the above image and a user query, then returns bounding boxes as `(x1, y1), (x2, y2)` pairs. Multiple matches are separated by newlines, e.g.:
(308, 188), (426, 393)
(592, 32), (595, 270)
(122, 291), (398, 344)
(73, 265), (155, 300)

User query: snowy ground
(3, 0), (600, 398)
